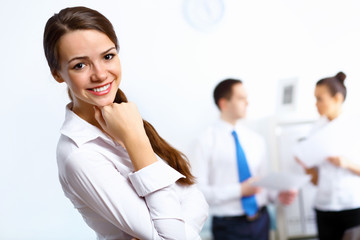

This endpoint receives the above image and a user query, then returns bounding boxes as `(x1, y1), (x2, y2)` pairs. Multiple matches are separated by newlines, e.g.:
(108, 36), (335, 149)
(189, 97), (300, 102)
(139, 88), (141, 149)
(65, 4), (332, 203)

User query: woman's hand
(94, 102), (157, 171)
(327, 156), (349, 169)
(94, 102), (146, 145)
(295, 157), (319, 185)
(295, 157), (307, 170)
(327, 156), (360, 176)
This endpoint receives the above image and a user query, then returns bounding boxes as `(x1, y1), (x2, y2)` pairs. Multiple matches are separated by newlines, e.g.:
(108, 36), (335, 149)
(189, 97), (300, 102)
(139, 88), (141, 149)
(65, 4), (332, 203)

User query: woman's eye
(73, 63), (85, 70)
(104, 54), (114, 60)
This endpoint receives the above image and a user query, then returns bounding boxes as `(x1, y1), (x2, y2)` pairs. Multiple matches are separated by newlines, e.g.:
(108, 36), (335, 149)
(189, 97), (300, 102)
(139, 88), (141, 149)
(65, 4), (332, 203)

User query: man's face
(222, 83), (249, 120)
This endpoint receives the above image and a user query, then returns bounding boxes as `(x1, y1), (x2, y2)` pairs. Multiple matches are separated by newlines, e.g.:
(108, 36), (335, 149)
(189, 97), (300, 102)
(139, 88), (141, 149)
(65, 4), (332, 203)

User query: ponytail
(114, 89), (195, 185)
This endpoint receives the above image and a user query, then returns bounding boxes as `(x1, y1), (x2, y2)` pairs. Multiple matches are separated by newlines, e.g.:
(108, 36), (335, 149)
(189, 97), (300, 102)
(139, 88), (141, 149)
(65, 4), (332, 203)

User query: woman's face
(314, 84), (341, 118)
(54, 29), (121, 112)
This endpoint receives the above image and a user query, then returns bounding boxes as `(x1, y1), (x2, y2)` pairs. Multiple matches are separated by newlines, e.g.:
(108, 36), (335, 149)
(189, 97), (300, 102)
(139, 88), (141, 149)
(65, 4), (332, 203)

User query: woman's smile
(88, 81), (113, 96)
(55, 29), (122, 110)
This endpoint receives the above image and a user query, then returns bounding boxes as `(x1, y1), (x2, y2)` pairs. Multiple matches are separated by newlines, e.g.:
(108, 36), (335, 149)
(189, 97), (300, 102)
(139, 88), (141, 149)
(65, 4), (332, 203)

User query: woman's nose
(90, 62), (107, 82)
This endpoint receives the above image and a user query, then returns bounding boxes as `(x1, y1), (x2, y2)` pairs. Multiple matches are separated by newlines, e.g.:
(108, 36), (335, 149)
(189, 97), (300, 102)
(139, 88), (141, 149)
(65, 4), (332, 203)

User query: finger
(287, 189), (298, 194)
(327, 158), (338, 165)
(289, 191), (298, 198)
(281, 196), (292, 205)
(94, 106), (106, 127)
(292, 189), (299, 194)
(285, 193), (294, 200)
(101, 104), (113, 116)
(295, 156), (307, 168)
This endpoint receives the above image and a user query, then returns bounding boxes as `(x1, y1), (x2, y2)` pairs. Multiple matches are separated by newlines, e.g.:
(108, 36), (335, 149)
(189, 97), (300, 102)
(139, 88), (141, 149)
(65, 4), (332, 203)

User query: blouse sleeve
(62, 149), (187, 240)
(180, 184), (209, 236)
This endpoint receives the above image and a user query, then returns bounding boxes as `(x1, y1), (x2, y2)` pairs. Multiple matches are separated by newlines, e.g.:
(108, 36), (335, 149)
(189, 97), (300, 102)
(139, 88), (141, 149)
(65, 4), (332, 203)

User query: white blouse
(56, 104), (208, 240)
(308, 113), (360, 211)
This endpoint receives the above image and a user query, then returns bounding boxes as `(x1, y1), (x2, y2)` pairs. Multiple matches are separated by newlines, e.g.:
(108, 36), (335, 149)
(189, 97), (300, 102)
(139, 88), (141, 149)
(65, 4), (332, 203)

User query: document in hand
(252, 172), (311, 191)
(293, 114), (360, 168)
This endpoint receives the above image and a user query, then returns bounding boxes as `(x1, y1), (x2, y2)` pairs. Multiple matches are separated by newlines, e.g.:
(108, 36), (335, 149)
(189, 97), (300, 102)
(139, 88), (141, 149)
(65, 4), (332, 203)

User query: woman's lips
(88, 81), (112, 96)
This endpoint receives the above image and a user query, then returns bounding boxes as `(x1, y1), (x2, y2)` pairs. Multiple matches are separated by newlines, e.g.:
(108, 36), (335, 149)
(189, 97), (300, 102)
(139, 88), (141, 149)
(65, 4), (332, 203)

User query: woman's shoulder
(56, 134), (77, 162)
(56, 135), (108, 176)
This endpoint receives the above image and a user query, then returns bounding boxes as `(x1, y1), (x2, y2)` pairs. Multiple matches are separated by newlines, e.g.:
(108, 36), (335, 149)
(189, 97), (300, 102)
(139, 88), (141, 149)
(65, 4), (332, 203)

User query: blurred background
(1, 0), (360, 239)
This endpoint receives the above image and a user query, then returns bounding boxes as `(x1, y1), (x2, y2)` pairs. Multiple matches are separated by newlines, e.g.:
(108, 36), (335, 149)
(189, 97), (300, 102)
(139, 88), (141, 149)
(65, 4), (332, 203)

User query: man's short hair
(213, 78), (243, 109)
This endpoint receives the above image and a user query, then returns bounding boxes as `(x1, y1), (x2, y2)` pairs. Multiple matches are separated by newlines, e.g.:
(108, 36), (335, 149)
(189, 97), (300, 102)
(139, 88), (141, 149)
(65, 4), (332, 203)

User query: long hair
(43, 6), (194, 185)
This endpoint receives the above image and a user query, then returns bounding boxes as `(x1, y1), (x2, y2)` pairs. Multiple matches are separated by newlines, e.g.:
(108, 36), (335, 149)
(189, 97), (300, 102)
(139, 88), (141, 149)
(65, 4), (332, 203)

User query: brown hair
(213, 78), (243, 109)
(316, 72), (347, 101)
(43, 6), (194, 185)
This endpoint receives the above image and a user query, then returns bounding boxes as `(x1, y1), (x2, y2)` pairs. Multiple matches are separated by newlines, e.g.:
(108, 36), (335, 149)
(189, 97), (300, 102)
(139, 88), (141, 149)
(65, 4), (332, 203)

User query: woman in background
(296, 72), (360, 240)
(43, 6), (208, 240)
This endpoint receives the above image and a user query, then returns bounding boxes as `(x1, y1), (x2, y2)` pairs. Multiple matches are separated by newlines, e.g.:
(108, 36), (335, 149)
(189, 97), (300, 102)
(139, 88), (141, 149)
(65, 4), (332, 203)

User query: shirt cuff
(128, 160), (185, 197)
(228, 184), (242, 199)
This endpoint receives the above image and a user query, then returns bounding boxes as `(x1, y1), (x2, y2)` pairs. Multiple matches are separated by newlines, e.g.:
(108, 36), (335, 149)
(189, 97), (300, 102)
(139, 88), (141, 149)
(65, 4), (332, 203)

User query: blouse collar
(60, 103), (118, 148)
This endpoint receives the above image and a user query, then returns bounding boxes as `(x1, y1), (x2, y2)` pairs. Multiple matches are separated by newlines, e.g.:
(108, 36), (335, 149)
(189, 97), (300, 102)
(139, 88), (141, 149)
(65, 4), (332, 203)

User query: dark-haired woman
(43, 6), (208, 240)
(296, 72), (360, 240)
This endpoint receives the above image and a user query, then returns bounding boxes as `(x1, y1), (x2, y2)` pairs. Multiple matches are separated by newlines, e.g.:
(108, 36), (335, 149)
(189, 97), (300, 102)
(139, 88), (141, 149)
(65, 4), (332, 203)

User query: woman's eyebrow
(101, 47), (116, 55)
(68, 56), (88, 64)
(68, 47), (116, 64)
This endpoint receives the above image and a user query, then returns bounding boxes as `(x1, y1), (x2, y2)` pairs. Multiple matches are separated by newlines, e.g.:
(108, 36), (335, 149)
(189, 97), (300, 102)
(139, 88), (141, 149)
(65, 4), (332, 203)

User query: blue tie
(232, 130), (258, 217)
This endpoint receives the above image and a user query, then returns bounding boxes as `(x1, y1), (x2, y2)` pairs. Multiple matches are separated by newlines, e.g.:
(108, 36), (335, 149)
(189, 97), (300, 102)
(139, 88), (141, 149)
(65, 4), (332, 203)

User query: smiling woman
(53, 30), (121, 119)
(43, 6), (208, 240)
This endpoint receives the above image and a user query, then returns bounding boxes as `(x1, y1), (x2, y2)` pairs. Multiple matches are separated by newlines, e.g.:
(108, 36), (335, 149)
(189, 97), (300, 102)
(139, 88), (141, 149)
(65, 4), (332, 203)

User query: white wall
(1, 0), (359, 239)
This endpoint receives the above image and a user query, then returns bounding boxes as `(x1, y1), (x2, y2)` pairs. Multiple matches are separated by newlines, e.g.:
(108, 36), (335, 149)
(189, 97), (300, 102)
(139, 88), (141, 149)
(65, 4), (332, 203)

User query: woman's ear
(334, 92), (345, 104)
(52, 71), (64, 83)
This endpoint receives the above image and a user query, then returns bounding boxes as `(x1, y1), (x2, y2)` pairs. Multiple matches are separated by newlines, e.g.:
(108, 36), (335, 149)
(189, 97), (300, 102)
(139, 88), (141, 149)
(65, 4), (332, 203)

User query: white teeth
(93, 83), (110, 92)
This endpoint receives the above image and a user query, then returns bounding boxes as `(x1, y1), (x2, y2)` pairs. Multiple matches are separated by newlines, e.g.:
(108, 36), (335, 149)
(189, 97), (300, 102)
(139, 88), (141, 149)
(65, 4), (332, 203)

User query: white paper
(293, 114), (360, 168)
(252, 172), (311, 191)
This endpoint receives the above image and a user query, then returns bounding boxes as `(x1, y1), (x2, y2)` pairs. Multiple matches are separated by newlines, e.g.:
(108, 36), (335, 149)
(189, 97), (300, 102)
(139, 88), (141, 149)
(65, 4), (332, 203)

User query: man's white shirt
(191, 119), (272, 217)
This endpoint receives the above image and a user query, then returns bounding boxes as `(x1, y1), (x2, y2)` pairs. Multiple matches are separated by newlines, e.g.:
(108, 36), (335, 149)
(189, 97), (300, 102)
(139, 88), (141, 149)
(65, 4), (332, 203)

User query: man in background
(192, 78), (297, 240)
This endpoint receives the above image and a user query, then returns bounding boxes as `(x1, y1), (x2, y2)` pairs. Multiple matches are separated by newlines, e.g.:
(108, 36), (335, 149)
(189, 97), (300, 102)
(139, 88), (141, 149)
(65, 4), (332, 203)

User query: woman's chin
(95, 92), (118, 107)
(94, 99), (115, 108)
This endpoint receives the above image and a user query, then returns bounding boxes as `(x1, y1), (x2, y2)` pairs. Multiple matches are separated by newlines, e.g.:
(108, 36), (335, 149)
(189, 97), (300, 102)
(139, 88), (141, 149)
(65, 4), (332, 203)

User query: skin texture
(219, 83), (249, 126)
(315, 84), (343, 121)
(53, 29), (157, 171)
(53, 30), (121, 122)
(219, 83), (297, 204)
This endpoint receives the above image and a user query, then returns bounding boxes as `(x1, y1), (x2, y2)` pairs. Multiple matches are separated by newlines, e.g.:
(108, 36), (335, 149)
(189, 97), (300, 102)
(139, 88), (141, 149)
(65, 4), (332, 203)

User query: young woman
(43, 6), (208, 240)
(296, 72), (360, 240)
